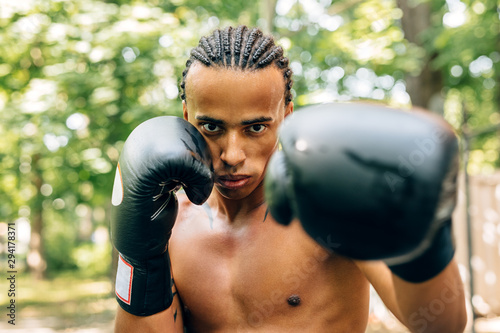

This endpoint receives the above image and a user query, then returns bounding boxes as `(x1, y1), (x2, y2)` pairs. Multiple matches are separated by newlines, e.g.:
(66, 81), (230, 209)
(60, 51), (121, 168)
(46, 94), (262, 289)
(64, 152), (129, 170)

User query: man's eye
(202, 123), (220, 132)
(248, 124), (266, 133)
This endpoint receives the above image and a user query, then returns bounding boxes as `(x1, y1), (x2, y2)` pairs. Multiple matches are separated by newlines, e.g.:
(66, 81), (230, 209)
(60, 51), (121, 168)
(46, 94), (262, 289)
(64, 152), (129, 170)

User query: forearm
(115, 306), (177, 333)
(357, 259), (466, 333)
(392, 259), (466, 333)
(115, 281), (184, 333)
(386, 221), (466, 332)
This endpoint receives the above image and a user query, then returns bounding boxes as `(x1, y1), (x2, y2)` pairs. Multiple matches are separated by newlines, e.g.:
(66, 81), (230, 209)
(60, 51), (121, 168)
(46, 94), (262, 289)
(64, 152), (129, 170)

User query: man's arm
(356, 258), (466, 333)
(115, 278), (184, 333)
(110, 117), (213, 328)
(264, 103), (467, 332)
(115, 306), (177, 333)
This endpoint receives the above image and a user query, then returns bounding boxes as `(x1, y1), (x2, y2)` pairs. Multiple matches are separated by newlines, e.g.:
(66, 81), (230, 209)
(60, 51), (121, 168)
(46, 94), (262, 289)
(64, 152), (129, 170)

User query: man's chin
(215, 185), (256, 201)
(215, 186), (247, 200)
(214, 180), (265, 201)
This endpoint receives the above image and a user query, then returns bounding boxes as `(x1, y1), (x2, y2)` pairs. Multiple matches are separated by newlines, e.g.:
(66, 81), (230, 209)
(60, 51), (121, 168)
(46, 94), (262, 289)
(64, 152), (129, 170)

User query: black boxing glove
(265, 103), (458, 282)
(110, 116), (213, 316)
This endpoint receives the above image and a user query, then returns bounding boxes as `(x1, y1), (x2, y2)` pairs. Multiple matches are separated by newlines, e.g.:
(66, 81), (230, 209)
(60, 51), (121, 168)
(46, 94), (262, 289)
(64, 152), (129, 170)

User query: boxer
(111, 25), (466, 332)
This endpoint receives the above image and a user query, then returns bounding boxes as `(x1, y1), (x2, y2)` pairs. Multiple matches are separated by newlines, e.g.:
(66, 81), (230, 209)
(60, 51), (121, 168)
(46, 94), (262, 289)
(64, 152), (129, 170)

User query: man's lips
(216, 175), (251, 189)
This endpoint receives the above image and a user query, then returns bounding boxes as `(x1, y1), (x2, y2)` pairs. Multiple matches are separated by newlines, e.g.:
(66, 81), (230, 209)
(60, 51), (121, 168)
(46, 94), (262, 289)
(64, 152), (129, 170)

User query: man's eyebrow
(241, 117), (274, 125)
(195, 115), (224, 125)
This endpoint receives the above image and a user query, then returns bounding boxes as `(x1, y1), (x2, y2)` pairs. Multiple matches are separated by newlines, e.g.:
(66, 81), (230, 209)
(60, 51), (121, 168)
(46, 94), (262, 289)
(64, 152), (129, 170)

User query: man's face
(183, 63), (293, 200)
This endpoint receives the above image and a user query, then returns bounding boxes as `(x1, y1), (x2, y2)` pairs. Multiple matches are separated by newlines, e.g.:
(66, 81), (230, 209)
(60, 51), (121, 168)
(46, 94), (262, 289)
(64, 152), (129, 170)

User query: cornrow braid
(200, 37), (216, 61)
(241, 28), (262, 69)
(250, 36), (272, 67)
(180, 25), (293, 106)
(190, 48), (210, 66)
(233, 25), (246, 66)
(257, 40), (282, 68)
(222, 26), (232, 66)
(213, 29), (222, 60)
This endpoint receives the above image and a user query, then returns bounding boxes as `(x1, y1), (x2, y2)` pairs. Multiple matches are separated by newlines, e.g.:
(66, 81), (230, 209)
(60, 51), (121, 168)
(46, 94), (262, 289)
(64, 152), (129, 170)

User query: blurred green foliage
(0, 0), (498, 278)
(0, 274), (115, 328)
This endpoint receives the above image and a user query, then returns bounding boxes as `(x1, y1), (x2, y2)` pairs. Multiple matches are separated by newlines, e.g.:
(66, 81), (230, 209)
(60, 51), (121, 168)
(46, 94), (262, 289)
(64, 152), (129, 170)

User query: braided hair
(180, 25), (293, 106)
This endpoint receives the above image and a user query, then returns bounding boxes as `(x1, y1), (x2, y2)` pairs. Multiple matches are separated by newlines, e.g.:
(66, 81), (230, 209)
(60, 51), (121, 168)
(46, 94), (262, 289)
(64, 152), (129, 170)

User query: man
(111, 25), (466, 332)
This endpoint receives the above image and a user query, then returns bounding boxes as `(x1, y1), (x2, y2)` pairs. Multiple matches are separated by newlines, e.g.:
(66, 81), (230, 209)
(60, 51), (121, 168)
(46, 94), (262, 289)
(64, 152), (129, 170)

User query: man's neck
(209, 183), (267, 224)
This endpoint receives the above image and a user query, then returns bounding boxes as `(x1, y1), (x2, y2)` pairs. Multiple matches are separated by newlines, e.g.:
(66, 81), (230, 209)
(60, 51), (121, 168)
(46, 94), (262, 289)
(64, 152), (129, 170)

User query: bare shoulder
(172, 190), (214, 238)
(175, 190), (196, 217)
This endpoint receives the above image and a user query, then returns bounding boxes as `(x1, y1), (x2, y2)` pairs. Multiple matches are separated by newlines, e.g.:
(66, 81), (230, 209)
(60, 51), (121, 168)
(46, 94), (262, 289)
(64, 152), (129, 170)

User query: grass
(0, 272), (116, 330)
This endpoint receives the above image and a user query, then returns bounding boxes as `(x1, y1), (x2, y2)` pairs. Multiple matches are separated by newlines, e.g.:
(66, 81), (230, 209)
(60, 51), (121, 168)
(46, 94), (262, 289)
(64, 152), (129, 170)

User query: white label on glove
(116, 254), (133, 305)
(111, 164), (123, 206)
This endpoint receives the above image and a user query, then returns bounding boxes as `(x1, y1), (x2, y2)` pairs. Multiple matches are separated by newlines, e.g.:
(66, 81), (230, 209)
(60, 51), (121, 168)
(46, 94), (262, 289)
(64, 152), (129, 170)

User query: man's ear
(285, 102), (294, 118)
(182, 100), (188, 121)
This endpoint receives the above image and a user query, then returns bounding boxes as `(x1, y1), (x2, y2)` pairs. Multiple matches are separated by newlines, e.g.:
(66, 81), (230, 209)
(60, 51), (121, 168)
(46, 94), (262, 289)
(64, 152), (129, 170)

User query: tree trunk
(29, 153), (47, 280)
(260, 0), (277, 33)
(398, 0), (444, 114)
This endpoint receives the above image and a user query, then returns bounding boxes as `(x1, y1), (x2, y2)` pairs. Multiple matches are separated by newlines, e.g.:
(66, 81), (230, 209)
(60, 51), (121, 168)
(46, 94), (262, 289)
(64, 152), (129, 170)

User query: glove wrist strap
(115, 252), (173, 316)
(389, 221), (455, 283)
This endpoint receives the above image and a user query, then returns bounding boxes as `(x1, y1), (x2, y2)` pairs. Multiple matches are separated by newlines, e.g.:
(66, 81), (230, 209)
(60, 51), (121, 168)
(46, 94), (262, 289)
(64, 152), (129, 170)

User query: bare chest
(169, 204), (369, 331)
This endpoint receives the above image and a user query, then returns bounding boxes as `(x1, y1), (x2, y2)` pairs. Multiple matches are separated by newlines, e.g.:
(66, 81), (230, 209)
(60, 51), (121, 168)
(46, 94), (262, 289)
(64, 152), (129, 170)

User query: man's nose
(220, 132), (246, 168)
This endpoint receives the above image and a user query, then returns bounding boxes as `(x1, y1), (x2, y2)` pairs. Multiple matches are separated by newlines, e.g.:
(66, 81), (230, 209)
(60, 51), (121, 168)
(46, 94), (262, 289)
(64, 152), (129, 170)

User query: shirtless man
(110, 25), (467, 332)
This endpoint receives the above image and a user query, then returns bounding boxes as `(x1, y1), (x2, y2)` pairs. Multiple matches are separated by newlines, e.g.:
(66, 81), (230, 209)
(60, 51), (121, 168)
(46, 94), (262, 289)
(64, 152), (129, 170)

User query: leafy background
(0, 0), (498, 331)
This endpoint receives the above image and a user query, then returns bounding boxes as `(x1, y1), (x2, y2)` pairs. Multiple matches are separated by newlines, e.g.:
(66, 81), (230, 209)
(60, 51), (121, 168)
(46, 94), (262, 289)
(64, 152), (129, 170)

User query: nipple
(287, 294), (301, 306)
